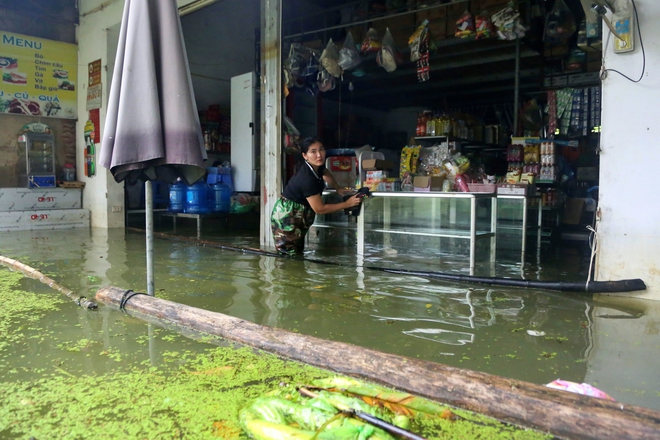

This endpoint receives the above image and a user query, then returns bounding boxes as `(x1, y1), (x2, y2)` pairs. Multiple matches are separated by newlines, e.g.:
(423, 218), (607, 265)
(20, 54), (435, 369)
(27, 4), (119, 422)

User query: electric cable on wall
(601, 0), (645, 83)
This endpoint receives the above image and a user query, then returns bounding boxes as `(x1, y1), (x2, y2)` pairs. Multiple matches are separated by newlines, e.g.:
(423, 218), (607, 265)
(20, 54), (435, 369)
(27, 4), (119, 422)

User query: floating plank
(96, 285), (660, 440)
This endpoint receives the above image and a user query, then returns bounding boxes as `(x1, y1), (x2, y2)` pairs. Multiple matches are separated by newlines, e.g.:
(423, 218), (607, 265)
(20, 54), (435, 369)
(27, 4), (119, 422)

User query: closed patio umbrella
(101, 0), (207, 296)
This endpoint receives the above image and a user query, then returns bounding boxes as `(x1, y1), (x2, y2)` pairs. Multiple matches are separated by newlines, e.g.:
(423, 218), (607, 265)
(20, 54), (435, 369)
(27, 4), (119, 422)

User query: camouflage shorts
(271, 197), (316, 255)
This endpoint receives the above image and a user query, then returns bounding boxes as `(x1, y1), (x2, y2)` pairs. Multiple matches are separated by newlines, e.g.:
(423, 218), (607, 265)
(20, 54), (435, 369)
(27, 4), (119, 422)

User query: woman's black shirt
(282, 162), (326, 209)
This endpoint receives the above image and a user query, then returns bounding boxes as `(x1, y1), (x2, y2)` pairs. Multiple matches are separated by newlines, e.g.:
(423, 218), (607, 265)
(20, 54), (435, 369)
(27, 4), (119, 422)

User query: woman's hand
(344, 194), (363, 208)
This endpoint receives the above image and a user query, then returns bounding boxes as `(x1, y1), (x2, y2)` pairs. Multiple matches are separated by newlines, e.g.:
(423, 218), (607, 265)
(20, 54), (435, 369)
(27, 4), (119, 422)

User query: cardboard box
(366, 170), (388, 180)
(563, 198), (585, 225)
(362, 159), (394, 171)
(413, 175), (445, 192)
(328, 156), (355, 172)
(496, 183), (535, 196)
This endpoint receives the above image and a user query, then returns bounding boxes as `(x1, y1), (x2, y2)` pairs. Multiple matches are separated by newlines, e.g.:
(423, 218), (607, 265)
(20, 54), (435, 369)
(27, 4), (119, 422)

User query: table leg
(521, 197), (528, 262)
(383, 197), (391, 251)
(490, 197), (497, 264)
(537, 201), (542, 250)
(357, 202), (365, 256)
(469, 197), (476, 276)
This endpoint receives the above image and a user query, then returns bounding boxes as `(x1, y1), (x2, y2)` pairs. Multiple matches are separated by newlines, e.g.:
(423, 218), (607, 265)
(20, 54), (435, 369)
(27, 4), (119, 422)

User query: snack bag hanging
(492, 3), (526, 40)
(361, 28), (382, 53)
(320, 39), (342, 78)
(317, 67), (335, 92)
(455, 10), (475, 38)
(475, 11), (494, 39)
(338, 31), (361, 71)
(408, 20), (428, 62)
(416, 30), (430, 82)
(544, 0), (576, 41)
(377, 28), (399, 72)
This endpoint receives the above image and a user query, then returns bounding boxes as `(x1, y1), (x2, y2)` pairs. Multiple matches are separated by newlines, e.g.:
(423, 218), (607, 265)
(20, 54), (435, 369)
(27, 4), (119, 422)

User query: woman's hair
(300, 137), (323, 155)
(294, 137), (324, 173)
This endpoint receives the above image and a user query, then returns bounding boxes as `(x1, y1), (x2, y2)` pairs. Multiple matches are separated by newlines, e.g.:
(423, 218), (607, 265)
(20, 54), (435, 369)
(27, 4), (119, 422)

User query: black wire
(119, 289), (145, 311)
(602, 0), (645, 83)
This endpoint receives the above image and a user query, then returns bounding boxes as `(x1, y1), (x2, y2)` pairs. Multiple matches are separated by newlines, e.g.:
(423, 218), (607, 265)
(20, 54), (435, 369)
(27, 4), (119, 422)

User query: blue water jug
(185, 181), (210, 213)
(168, 181), (186, 212)
(208, 182), (232, 213)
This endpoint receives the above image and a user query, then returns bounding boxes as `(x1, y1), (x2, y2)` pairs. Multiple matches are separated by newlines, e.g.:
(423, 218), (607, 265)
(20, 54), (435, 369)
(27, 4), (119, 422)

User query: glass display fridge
(17, 123), (56, 188)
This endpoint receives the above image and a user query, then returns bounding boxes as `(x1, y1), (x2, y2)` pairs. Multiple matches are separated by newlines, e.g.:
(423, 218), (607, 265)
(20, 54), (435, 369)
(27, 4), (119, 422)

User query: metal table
(159, 212), (230, 238)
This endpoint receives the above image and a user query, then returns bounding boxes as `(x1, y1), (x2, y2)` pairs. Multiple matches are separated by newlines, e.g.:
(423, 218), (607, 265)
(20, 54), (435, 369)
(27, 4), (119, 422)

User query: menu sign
(88, 59), (101, 86)
(0, 31), (77, 119)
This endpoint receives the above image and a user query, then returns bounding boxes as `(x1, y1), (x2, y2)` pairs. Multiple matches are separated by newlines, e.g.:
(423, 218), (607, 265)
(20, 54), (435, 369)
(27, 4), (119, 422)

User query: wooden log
(96, 285), (660, 440)
(0, 255), (97, 309)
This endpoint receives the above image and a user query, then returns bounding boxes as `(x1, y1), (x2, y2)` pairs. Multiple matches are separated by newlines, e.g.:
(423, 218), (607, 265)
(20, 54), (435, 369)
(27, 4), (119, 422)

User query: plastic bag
(317, 67), (335, 92)
(320, 39), (342, 78)
(442, 153), (470, 176)
(361, 28), (381, 53)
(546, 380), (615, 401)
(284, 44), (304, 77)
(454, 174), (470, 192)
(338, 31), (361, 71)
(475, 11), (494, 39)
(492, 4), (526, 40)
(377, 28), (398, 72)
(544, 0), (576, 41)
(283, 115), (301, 154)
(455, 10), (475, 38)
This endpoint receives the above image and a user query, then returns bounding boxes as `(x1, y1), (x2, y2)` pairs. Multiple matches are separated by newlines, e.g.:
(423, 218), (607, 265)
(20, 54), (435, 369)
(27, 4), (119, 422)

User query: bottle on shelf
(419, 112), (428, 137)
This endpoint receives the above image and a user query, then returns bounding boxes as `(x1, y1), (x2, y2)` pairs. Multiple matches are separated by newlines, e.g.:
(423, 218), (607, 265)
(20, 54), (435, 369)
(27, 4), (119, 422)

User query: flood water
(1, 221), (659, 413)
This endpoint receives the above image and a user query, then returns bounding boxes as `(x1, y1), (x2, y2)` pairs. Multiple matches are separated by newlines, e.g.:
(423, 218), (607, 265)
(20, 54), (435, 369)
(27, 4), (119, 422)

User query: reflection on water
(0, 227), (659, 412)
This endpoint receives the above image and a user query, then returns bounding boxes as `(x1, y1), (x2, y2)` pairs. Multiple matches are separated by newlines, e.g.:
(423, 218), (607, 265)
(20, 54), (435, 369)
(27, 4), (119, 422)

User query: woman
(271, 137), (363, 255)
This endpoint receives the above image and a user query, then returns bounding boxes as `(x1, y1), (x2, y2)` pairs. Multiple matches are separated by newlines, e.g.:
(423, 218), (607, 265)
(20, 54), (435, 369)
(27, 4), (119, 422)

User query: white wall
(78, 0), (126, 228)
(598, 0), (660, 300)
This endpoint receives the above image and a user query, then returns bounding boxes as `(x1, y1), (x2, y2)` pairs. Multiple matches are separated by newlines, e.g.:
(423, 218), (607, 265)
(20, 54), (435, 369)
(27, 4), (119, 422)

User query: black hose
(127, 228), (646, 294)
(368, 267), (646, 293)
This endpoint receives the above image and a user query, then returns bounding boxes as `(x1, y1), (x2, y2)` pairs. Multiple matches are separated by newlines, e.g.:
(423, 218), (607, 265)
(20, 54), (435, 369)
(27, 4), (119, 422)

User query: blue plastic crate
(29, 175), (56, 188)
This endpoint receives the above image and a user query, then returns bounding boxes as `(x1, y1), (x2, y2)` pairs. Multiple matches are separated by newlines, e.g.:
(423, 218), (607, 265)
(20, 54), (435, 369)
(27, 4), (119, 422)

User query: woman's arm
(307, 193), (362, 215)
(323, 169), (353, 196)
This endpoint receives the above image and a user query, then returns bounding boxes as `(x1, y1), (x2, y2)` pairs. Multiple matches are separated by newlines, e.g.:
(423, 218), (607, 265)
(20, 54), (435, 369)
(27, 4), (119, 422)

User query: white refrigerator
(230, 72), (259, 192)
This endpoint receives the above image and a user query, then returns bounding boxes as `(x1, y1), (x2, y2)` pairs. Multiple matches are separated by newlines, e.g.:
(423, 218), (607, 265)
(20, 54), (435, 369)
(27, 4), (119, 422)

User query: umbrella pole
(145, 180), (155, 296)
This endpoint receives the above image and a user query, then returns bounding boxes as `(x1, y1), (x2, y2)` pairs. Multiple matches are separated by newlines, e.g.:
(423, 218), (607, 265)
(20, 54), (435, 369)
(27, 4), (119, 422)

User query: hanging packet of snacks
(361, 28), (382, 53)
(320, 39), (343, 78)
(492, 3), (526, 40)
(377, 28), (399, 72)
(475, 11), (494, 39)
(543, 0), (576, 42)
(338, 31), (361, 71)
(455, 10), (475, 38)
(412, 26), (430, 82)
(408, 19), (428, 62)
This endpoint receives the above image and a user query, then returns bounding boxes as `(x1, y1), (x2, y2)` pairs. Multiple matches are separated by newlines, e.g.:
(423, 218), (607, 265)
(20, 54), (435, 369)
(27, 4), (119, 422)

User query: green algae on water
(0, 268), (551, 439)
(0, 342), (552, 439)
